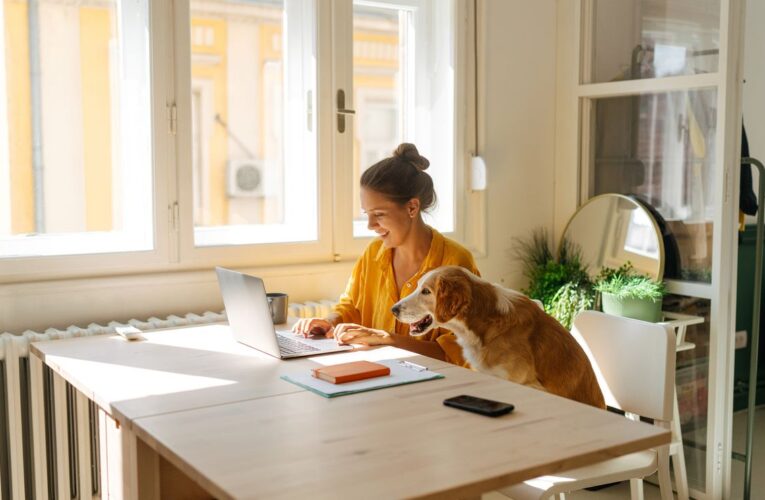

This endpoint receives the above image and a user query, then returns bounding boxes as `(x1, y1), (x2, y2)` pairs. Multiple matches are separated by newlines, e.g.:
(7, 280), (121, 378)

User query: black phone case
(443, 395), (514, 417)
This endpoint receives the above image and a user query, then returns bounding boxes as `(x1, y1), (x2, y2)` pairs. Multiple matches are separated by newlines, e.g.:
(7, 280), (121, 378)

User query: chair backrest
(570, 310), (676, 422)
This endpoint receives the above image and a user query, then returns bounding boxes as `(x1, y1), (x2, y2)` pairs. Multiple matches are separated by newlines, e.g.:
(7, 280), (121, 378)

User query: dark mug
(266, 292), (289, 324)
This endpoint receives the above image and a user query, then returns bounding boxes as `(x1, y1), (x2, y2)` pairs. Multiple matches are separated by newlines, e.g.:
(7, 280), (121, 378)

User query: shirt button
(406, 283), (412, 287)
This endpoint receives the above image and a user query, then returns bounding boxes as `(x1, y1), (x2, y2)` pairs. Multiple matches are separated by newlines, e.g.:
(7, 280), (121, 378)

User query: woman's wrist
(388, 334), (446, 360)
(325, 313), (342, 327)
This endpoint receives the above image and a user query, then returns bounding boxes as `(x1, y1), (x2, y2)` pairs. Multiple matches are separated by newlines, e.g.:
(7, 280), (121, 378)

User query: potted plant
(594, 263), (666, 322)
(513, 228), (595, 329)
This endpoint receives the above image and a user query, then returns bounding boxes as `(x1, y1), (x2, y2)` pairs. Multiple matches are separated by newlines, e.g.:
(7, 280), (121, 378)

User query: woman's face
(361, 188), (419, 248)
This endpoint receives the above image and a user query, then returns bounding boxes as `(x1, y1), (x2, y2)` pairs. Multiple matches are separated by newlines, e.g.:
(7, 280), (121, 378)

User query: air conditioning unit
(227, 159), (264, 197)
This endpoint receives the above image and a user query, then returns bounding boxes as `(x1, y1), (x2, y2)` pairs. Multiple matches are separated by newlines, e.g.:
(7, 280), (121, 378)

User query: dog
(391, 266), (605, 409)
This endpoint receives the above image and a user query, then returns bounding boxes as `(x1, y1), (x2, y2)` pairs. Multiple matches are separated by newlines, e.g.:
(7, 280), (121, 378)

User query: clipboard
(280, 359), (444, 398)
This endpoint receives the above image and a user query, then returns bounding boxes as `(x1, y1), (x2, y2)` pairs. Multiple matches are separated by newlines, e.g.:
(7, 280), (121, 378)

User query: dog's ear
(434, 271), (471, 323)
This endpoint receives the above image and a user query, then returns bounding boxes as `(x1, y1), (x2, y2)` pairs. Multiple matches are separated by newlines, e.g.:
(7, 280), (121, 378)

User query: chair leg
(672, 390), (690, 500)
(629, 478), (645, 500)
(657, 445), (674, 500)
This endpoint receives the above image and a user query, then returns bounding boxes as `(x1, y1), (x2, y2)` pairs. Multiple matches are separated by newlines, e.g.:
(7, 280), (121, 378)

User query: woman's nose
(367, 215), (377, 230)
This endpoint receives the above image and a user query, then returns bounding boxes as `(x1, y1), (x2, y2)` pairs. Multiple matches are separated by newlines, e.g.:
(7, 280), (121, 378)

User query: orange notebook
(311, 361), (391, 384)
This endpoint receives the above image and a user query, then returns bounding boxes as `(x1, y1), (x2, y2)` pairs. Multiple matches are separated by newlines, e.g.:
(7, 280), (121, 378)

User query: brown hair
(360, 143), (436, 212)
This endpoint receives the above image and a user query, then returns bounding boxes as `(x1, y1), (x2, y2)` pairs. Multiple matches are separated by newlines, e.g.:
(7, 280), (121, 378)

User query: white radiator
(288, 299), (337, 319)
(0, 301), (333, 499)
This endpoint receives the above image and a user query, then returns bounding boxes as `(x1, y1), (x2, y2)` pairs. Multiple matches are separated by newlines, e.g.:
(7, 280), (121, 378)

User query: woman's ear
(407, 198), (420, 218)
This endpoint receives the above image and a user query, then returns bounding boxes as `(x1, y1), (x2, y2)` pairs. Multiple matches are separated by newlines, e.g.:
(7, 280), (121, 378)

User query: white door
(555, 1), (745, 498)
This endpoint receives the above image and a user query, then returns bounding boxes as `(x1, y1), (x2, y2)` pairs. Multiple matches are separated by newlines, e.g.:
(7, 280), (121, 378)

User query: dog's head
(391, 266), (475, 336)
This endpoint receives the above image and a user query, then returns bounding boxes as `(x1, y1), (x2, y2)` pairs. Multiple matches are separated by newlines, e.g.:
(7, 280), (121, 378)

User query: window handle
(336, 89), (355, 133)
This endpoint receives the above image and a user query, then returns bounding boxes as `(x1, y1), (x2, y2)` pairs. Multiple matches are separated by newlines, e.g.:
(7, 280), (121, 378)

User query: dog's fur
(392, 266), (605, 409)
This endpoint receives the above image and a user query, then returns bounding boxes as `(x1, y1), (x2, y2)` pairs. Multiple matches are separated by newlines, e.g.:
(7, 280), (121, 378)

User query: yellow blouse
(333, 228), (480, 366)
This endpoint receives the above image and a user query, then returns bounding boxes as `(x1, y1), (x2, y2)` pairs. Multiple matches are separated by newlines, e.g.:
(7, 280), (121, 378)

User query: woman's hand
(292, 318), (335, 338)
(334, 324), (393, 346)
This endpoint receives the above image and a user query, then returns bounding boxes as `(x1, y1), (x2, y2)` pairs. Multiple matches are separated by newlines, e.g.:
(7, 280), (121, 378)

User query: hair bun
(393, 143), (430, 171)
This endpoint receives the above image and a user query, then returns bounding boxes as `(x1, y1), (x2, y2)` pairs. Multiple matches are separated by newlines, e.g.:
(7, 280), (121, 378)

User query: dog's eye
(422, 288), (431, 295)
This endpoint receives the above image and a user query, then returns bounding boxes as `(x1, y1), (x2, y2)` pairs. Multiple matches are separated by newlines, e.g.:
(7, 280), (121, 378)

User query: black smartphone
(443, 395), (515, 417)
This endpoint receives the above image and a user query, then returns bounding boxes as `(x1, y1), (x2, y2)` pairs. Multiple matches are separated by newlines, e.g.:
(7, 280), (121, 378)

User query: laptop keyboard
(277, 334), (321, 355)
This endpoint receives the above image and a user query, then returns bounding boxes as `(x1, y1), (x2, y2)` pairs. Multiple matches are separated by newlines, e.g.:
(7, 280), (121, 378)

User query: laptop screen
(215, 267), (282, 357)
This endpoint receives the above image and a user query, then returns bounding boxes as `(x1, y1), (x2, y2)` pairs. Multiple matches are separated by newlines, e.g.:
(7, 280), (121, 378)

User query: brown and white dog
(392, 266), (605, 409)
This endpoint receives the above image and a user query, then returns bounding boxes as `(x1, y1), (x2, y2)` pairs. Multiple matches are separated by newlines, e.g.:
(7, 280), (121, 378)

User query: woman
(292, 143), (479, 364)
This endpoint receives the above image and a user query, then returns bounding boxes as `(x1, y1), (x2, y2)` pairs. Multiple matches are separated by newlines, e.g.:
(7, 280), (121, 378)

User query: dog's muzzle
(391, 303), (401, 317)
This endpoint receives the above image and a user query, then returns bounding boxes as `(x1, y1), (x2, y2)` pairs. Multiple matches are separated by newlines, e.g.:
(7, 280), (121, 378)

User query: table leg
(93, 410), (164, 500)
(103, 415), (136, 499)
(137, 437), (160, 500)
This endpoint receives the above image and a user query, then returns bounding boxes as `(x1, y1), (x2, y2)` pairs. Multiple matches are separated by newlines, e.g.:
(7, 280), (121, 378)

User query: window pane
(0, 0), (152, 257)
(590, 0), (720, 84)
(664, 294), (710, 492)
(190, 0), (317, 247)
(590, 89), (717, 282)
(352, 0), (454, 238)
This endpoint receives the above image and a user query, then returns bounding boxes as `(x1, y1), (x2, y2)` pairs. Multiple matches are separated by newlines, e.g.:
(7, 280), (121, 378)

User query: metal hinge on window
(307, 90), (313, 132)
(167, 102), (177, 135)
(169, 202), (179, 231)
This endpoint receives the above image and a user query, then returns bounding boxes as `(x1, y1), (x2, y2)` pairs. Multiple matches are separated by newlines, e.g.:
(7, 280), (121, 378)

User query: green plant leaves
(593, 263), (666, 301)
(513, 228), (595, 329)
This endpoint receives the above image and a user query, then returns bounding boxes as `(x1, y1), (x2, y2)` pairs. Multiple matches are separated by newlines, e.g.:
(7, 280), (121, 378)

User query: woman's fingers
(292, 318), (333, 337)
(334, 323), (363, 344)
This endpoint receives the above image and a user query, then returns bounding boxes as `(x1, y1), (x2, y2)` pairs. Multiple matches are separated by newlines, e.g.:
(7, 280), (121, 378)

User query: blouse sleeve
(332, 257), (363, 324)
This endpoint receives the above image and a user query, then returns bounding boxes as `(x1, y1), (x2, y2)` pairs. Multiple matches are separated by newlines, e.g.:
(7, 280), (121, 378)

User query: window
(590, 88), (717, 282)
(0, 0), (152, 259)
(187, 0), (318, 248)
(351, 1), (456, 237)
(0, 0), (467, 279)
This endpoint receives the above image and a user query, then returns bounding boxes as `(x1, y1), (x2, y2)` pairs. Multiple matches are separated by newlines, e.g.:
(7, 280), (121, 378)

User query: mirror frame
(561, 193), (666, 280)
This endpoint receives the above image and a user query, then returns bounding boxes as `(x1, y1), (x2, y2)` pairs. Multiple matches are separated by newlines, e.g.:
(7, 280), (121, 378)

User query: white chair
(498, 310), (676, 500)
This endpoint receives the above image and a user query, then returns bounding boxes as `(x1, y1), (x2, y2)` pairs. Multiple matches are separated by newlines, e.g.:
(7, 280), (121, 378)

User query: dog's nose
(391, 304), (401, 316)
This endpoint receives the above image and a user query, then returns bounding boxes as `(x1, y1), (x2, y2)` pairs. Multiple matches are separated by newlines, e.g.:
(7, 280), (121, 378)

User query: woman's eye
(422, 288), (431, 295)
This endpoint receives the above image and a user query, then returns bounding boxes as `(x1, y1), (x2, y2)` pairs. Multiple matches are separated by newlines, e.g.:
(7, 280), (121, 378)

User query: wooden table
(31, 323), (670, 499)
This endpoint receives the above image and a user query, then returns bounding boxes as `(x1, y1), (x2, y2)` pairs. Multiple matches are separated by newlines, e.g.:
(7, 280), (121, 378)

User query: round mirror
(562, 194), (664, 280)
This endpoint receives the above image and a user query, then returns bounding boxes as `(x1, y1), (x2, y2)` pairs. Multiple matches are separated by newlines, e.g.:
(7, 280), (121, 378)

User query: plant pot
(601, 292), (662, 322)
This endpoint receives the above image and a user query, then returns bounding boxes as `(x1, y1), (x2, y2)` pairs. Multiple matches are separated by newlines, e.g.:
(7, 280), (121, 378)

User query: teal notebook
(281, 359), (444, 398)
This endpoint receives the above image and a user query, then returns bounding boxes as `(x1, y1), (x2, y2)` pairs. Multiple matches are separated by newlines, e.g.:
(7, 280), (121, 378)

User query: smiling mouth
(409, 314), (433, 334)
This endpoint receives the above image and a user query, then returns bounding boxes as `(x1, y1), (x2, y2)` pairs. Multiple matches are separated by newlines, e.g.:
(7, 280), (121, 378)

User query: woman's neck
(394, 221), (433, 265)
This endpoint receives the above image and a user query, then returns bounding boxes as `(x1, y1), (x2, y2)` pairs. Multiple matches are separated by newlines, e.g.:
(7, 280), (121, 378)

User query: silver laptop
(215, 267), (352, 359)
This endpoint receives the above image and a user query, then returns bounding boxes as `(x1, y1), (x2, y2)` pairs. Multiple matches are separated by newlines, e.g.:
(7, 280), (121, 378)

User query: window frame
(0, 0), (473, 284)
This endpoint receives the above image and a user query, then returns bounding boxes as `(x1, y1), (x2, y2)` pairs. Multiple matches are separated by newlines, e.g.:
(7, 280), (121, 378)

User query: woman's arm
(389, 335), (447, 361)
(333, 324), (447, 361)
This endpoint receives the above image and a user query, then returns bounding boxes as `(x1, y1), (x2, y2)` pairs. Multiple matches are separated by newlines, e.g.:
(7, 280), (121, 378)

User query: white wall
(473, 0), (557, 288)
(0, 0), (558, 333)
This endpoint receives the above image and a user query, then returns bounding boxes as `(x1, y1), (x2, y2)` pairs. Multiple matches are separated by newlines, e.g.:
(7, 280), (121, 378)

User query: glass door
(572, 0), (745, 497)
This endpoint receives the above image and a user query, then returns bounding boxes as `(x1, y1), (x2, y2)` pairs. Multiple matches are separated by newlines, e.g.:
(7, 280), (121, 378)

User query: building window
(0, 0), (152, 258)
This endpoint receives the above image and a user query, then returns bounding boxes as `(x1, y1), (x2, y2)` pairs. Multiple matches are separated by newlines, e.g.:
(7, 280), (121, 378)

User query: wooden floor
(486, 406), (765, 499)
